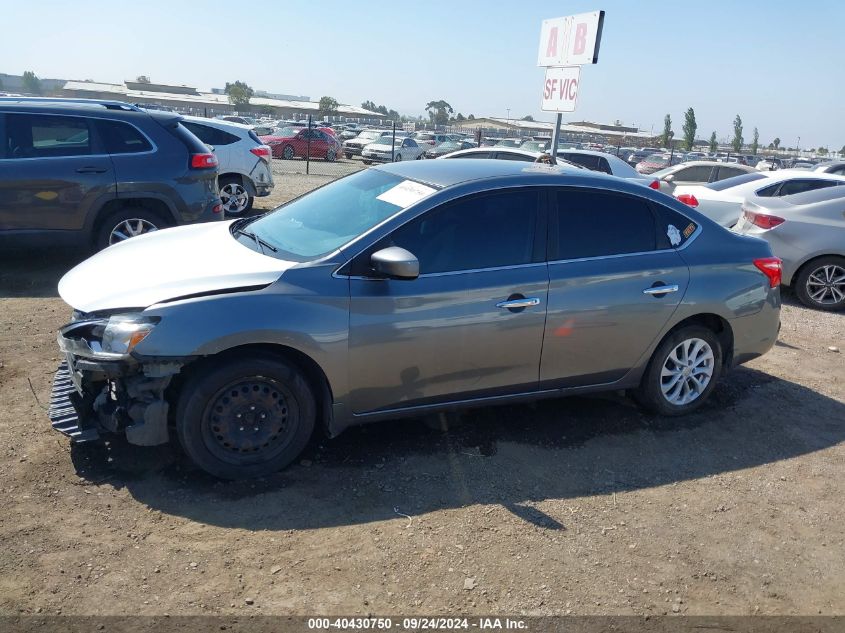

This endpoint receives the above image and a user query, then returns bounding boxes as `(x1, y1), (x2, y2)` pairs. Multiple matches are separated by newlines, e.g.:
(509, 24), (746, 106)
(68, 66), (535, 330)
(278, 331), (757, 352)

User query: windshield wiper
(234, 228), (278, 253)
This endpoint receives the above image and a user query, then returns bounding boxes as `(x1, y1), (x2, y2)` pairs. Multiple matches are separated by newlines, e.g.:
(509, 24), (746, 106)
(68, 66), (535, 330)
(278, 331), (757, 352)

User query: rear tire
(345, 152), (353, 160)
(94, 207), (168, 251)
(176, 354), (316, 480)
(794, 256), (845, 311)
(219, 176), (253, 216)
(634, 326), (722, 416)
(282, 145), (295, 160)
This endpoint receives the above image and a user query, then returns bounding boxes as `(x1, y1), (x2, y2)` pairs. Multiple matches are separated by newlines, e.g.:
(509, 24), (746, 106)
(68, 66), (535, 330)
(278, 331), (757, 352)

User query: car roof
(182, 114), (252, 132)
(373, 157), (625, 189)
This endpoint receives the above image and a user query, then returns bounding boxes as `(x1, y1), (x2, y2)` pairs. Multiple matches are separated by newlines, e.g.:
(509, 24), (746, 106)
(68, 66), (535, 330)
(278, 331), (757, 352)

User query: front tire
(176, 354), (316, 479)
(795, 256), (845, 311)
(635, 326), (722, 416)
(393, 153), (402, 162)
(282, 145), (295, 160)
(345, 152), (353, 159)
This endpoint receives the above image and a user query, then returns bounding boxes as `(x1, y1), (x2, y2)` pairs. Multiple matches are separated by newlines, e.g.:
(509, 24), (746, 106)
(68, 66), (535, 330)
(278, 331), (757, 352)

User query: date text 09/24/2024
(307, 618), (527, 630)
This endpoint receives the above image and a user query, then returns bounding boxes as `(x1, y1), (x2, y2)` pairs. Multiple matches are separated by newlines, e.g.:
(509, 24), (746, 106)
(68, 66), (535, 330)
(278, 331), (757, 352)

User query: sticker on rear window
(683, 222), (696, 238)
(376, 180), (436, 208)
(667, 224), (681, 246)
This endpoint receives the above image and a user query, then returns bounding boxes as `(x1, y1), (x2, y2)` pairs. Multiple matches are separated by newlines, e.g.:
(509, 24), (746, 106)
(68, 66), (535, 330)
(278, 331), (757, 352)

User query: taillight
(191, 153), (218, 169)
(250, 146), (272, 162)
(744, 210), (785, 230)
(649, 179), (660, 190)
(676, 193), (698, 207)
(753, 257), (782, 288)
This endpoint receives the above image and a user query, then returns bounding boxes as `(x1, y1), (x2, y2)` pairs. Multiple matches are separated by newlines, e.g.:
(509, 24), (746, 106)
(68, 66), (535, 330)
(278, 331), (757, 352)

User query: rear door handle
(75, 167), (107, 174)
(642, 284), (679, 295)
(496, 297), (541, 309)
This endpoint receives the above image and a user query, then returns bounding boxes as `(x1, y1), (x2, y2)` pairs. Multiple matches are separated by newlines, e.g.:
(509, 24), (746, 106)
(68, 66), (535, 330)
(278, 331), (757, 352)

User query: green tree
(318, 96), (338, 118)
(522, 115), (535, 122)
(751, 127), (760, 155)
(468, 114), (475, 120)
(661, 114), (673, 147)
(425, 100), (453, 126)
(709, 131), (718, 153)
(772, 137), (781, 150)
(455, 113), (466, 122)
(22, 70), (41, 95)
(224, 81), (253, 107)
(840, 144), (845, 155)
(387, 109), (400, 122)
(361, 100), (378, 111)
(817, 147), (828, 156)
(731, 114), (744, 152)
(681, 107), (697, 151)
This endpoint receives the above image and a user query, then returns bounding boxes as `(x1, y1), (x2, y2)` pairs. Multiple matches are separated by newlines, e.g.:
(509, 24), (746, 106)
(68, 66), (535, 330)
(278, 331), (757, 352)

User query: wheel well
(93, 198), (176, 235)
(172, 343), (333, 433)
(664, 313), (734, 367)
(791, 254), (845, 287)
(218, 172), (255, 196)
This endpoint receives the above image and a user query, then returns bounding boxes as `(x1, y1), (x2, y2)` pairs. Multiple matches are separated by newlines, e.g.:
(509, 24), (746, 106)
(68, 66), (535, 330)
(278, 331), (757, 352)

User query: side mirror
(370, 247), (419, 280)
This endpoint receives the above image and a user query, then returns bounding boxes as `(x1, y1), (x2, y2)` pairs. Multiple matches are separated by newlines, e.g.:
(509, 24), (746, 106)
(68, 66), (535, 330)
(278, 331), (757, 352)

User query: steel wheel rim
(201, 376), (298, 466)
(220, 183), (249, 213)
(660, 337), (714, 406)
(806, 264), (845, 305)
(109, 218), (158, 244)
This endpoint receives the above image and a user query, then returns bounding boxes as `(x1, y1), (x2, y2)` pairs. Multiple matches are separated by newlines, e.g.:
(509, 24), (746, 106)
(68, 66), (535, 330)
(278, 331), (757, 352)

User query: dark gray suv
(0, 99), (223, 250)
(50, 160), (781, 479)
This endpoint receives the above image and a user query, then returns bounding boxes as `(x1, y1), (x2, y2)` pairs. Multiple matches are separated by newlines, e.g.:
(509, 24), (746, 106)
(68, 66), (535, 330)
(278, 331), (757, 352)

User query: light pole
(796, 136), (801, 156)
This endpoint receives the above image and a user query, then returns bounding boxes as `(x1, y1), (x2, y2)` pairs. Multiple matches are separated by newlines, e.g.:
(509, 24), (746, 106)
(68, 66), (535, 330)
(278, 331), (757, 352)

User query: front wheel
(393, 153), (402, 162)
(344, 152), (353, 159)
(176, 354), (316, 479)
(634, 326), (722, 416)
(325, 149), (337, 162)
(95, 207), (167, 251)
(282, 145), (295, 160)
(795, 256), (845, 311)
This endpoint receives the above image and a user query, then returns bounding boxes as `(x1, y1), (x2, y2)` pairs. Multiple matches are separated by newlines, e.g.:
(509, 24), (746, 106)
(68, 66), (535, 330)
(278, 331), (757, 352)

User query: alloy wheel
(109, 218), (158, 244)
(805, 264), (845, 306)
(220, 183), (249, 214)
(659, 337), (715, 406)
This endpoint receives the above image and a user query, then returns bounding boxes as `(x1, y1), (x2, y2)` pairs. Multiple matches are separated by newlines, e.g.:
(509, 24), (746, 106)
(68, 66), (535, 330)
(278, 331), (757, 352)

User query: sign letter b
(573, 23), (587, 55)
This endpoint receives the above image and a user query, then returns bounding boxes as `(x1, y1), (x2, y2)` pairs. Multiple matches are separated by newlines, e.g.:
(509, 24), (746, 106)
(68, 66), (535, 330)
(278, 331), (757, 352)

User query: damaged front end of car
(50, 312), (182, 447)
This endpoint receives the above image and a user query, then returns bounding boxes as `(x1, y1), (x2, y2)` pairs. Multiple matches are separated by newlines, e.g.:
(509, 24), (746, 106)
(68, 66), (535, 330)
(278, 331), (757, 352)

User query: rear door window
(560, 152), (602, 171)
(551, 189), (656, 260)
(5, 113), (91, 158)
(96, 120), (153, 154)
(776, 179), (842, 196)
(494, 151), (535, 162)
(675, 165), (714, 182)
(716, 166), (746, 180)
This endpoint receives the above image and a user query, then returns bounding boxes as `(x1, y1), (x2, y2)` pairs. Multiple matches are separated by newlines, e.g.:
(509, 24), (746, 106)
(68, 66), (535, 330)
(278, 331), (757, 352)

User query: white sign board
(541, 66), (581, 112)
(537, 11), (604, 67)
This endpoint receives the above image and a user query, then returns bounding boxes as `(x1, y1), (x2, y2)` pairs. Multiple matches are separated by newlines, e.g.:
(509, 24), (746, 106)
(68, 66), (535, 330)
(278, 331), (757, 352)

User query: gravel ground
(0, 177), (843, 616)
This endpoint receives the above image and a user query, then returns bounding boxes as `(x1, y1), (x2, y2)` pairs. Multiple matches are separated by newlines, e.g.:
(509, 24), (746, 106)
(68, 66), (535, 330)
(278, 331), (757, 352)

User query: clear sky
(2, 0), (842, 149)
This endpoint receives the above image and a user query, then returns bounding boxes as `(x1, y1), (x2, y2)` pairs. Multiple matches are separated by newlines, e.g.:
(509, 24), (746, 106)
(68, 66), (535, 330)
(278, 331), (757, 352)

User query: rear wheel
(176, 354), (316, 479)
(325, 148), (337, 162)
(635, 326), (722, 416)
(393, 153), (402, 162)
(282, 145), (295, 160)
(795, 256), (845, 311)
(95, 207), (167, 251)
(219, 177), (253, 215)
(345, 152), (353, 159)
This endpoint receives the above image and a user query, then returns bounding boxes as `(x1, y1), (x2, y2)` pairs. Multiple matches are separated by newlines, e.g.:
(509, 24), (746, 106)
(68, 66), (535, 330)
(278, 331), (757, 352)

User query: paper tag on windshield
(376, 180), (436, 208)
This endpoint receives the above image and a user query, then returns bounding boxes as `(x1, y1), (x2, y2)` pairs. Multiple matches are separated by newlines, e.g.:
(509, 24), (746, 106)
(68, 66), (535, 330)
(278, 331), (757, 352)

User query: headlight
(100, 315), (158, 357)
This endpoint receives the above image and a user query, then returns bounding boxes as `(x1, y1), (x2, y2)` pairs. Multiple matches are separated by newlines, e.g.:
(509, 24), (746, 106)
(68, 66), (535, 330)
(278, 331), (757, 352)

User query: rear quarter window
(96, 120), (153, 154)
(653, 203), (699, 249)
(182, 122), (239, 146)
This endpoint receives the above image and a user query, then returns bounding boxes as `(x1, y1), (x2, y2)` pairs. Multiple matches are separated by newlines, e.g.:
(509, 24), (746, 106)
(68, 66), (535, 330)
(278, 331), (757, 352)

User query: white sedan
(672, 170), (845, 227)
(361, 137), (426, 163)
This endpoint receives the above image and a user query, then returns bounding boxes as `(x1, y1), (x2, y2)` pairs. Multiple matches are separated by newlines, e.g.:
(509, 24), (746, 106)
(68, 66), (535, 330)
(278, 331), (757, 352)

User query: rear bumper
(728, 292), (781, 366)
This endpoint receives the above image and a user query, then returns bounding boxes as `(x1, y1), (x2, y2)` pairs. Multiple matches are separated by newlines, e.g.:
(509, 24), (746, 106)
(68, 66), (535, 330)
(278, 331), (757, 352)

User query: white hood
(59, 221), (295, 312)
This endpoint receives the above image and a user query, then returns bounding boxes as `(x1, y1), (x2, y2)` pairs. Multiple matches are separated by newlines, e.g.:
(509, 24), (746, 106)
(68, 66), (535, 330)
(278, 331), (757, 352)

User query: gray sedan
(50, 160), (782, 479)
(734, 185), (845, 310)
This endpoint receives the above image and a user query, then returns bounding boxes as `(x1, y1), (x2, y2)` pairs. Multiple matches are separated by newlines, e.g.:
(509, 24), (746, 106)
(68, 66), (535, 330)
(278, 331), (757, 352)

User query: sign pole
(549, 112), (562, 165)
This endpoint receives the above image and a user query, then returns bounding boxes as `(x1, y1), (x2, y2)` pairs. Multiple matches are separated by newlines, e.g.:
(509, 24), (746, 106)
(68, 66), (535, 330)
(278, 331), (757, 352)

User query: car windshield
(435, 142), (460, 151)
(242, 169), (438, 261)
(521, 141), (548, 152)
(705, 172), (767, 191)
(358, 131), (382, 140)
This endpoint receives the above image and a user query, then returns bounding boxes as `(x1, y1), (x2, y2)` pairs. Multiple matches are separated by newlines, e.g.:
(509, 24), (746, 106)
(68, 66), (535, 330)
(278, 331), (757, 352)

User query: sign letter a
(545, 26), (558, 58)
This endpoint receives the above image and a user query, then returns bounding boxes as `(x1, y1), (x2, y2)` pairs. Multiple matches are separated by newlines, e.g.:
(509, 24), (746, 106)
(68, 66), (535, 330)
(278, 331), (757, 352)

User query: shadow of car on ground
(68, 366), (845, 532)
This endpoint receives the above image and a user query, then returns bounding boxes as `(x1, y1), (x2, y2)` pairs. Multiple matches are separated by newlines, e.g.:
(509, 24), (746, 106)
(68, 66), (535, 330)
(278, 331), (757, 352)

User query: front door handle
(496, 297), (541, 309)
(75, 167), (107, 174)
(642, 284), (679, 295)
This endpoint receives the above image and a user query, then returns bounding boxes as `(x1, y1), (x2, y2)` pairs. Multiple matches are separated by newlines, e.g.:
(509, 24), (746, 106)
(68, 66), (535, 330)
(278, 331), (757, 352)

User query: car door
(541, 187), (690, 388)
(347, 188), (548, 414)
(0, 112), (114, 231)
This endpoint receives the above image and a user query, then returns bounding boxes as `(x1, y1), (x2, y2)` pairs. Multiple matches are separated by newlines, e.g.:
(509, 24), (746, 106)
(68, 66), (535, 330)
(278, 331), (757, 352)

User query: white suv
(181, 116), (274, 215)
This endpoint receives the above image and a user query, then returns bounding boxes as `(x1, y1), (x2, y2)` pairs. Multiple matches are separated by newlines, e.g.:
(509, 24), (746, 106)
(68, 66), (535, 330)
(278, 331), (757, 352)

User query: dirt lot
(1, 177), (844, 617)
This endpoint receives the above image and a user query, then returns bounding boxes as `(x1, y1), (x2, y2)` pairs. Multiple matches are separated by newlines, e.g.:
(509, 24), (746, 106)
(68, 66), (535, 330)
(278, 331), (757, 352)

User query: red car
(259, 126), (341, 161)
